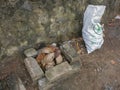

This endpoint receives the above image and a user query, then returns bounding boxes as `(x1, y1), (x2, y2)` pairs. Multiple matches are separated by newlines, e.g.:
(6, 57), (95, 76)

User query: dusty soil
(0, 53), (37, 90)
(0, 20), (120, 90)
(50, 20), (120, 90)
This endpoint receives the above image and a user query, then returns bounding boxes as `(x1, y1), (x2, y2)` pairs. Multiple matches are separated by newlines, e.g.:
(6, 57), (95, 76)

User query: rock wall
(0, 0), (120, 60)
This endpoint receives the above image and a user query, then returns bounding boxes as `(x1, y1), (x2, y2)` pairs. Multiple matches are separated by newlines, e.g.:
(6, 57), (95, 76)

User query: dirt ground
(50, 20), (120, 90)
(0, 20), (120, 90)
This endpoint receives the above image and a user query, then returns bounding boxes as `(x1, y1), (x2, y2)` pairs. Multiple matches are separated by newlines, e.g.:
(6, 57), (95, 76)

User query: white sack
(82, 5), (106, 53)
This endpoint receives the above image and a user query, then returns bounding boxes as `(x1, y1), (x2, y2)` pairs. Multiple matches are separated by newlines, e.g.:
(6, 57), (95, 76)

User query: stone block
(38, 78), (53, 90)
(60, 42), (80, 63)
(24, 57), (44, 82)
(45, 62), (72, 82)
(24, 48), (38, 57)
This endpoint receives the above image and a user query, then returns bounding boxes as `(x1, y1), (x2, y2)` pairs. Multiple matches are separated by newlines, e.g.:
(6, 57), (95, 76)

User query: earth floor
(0, 20), (120, 90)
(50, 20), (120, 90)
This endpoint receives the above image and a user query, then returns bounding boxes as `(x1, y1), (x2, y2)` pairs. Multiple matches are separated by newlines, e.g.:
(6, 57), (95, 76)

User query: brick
(24, 57), (44, 82)
(60, 42), (80, 63)
(24, 48), (38, 57)
(45, 62), (72, 82)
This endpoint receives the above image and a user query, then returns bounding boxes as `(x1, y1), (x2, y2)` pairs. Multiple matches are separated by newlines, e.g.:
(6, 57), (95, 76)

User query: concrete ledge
(45, 62), (72, 82)
(60, 42), (80, 63)
(38, 61), (81, 90)
(24, 57), (44, 82)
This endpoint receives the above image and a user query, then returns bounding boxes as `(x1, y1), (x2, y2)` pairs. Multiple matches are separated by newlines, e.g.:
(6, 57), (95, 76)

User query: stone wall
(0, 0), (120, 60)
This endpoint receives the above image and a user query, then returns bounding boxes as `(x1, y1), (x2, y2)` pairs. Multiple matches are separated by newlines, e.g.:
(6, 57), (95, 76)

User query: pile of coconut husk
(36, 43), (63, 71)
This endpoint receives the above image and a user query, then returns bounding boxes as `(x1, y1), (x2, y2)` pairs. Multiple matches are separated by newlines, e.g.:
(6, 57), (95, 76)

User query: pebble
(55, 55), (63, 64)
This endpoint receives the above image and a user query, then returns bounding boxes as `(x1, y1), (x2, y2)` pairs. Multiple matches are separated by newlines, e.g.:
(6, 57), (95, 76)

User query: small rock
(24, 48), (38, 57)
(110, 60), (116, 65)
(55, 55), (63, 64)
(51, 43), (57, 47)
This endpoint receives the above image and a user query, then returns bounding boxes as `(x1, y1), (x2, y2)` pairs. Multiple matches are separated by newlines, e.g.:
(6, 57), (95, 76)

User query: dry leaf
(36, 53), (46, 63)
(55, 49), (61, 58)
(45, 61), (55, 70)
(41, 46), (57, 54)
(41, 53), (55, 67)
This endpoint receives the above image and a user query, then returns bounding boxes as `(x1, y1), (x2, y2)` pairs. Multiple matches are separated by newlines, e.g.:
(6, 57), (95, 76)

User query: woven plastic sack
(82, 5), (106, 53)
